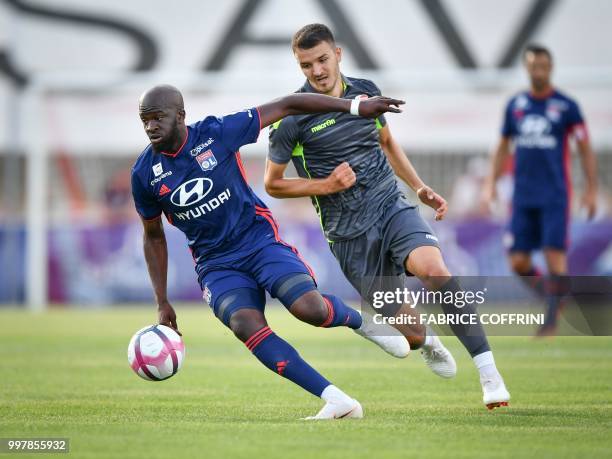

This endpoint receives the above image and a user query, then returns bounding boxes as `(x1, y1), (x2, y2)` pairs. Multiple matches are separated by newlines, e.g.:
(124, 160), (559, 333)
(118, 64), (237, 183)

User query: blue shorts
(508, 203), (568, 252)
(200, 240), (315, 326)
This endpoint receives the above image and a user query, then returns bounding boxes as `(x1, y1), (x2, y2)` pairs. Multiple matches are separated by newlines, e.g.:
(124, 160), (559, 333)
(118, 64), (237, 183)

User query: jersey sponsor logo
(512, 95), (529, 119)
(174, 188), (232, 221)
(545, 99), (566, 123)
(514, 95), (530, 111)
(547, 98), (568, 111)
(546, 107), (561, 123)
(152, 162), (163, 177)
(170, 177), (214, 207)
(190, 138), (215, 156)
(196, 150), (218, 172)
(150, 170), (172, 186)
(520, 115), (550, 135)
(425, 234), (439, 242)
(310, 118), (336, 133)
(516, 114), (557, 149)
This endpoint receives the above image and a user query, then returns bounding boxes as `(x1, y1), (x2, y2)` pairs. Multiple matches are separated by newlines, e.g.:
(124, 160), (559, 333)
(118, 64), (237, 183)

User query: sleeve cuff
(139, 212), (162, 221)
(268, 154), (291, 165)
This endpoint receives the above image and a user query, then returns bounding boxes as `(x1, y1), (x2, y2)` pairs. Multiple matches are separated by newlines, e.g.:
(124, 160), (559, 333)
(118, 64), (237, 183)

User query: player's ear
(336, 46), (342, 63)
(177, 109), (186, 122)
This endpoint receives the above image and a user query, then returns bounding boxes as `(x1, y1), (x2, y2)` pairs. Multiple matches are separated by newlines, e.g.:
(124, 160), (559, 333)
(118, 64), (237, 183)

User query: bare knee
(228, 309), (268, 343)
(406, 247), (451, 290)
(510, 254), (532, 275)
(544, 249), (567, 275)
(415, 263), (451, 290)
(289, 291), (328, 326)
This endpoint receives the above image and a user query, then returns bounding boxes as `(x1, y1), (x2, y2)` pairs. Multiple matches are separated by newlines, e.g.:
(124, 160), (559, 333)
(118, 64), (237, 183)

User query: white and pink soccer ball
(127, 324), (185, 381)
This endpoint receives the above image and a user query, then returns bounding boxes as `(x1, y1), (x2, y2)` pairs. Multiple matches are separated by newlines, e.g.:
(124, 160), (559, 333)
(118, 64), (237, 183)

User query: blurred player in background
(482, 45), (598, 336)
(265, 23), (510, 409)
(132, 84), (408, 419)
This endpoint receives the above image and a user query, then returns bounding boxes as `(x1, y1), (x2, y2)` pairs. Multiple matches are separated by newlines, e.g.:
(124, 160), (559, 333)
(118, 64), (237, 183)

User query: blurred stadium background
(0, 0), (611, 307)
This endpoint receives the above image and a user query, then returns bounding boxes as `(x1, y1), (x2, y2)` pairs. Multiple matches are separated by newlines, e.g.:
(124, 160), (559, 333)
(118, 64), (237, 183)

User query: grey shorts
(330, 196), (439, 302)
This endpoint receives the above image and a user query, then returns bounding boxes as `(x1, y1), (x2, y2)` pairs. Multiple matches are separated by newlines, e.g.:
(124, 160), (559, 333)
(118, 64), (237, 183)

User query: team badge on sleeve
(573, 124), (588, 141)
(196, 150), (218, 172)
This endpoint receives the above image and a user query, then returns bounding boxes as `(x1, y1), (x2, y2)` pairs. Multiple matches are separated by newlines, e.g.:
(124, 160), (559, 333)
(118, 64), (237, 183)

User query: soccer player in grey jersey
(265, 23), (510, 409)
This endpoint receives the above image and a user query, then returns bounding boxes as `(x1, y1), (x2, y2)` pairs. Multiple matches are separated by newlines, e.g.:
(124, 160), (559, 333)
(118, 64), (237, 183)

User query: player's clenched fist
(325, 162), (356, 194)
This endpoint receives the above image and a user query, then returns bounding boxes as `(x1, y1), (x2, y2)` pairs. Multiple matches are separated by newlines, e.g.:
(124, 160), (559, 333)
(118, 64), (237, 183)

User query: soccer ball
(127, 324), (185, 381)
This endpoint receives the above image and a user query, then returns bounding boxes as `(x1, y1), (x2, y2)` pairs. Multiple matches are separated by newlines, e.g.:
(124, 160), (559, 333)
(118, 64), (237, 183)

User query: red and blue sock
(245, 326), (331, 397)
(542, 275), (568, 327)
(320, 294), (363, 329)
(522, 267), (545, 296)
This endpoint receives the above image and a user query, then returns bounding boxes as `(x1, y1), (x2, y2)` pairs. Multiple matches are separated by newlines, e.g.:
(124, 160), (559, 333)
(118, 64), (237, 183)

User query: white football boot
(420, 335), (457, 378)
(481, 373), (511, 410)
(304, 398), (363, 420)
(354, 314), (410, 358)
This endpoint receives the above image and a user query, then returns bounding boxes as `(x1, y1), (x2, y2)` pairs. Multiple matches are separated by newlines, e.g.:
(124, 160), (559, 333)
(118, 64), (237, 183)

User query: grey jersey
(268, 75), (402, 242)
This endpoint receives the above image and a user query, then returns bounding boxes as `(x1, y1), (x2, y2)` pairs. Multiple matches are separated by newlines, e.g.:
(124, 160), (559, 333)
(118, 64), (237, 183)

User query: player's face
(524, 52), (552, 92)
(294, 41), (342, 96)
(139, 107), (181, 153)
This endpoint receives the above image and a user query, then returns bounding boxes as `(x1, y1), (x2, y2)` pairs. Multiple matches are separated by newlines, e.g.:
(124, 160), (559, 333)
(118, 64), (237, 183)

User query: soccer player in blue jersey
(265, 24), (510, 409)
(483, 45), (598, 336)
(132, 84), (409, 419)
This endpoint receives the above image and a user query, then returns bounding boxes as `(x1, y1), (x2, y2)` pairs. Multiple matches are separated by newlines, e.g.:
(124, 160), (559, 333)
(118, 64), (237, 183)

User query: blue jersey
(131, 108), (278, 281)
(501, 89), (587, 207)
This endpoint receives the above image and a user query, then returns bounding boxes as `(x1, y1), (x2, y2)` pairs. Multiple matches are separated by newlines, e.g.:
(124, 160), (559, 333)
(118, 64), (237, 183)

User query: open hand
(479, 182), (497, 215)
(358, 96), (405, 118)
(417, 185), (448, 221)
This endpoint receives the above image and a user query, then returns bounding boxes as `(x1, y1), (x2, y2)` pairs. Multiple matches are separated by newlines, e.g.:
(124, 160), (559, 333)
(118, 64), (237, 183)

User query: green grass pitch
(0, 306), (611, 459)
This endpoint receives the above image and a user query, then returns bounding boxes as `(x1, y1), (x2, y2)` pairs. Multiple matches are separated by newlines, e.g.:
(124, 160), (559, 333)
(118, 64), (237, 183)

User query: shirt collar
(529, 87), (555, 101)
(161, 127), (189, 158)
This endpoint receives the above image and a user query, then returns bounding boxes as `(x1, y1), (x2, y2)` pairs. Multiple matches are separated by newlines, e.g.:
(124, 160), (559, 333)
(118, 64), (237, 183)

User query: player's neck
(327, 79), (344, 98)
(159, 127), (188, 156)
(530, 84), (554, 99)
(170, 127), (187, 152)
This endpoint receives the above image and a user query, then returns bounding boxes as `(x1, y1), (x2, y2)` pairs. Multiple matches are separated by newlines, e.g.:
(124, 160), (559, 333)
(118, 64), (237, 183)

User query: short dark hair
(523, 44), (553, 63)
(292, 23), (335, 51)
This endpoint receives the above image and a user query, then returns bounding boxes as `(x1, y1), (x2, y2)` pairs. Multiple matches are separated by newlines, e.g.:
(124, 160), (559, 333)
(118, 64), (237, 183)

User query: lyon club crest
(196, 150), (218, 172)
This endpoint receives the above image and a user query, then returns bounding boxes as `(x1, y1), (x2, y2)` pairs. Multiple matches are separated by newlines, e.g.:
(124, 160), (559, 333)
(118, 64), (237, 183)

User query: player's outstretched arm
(379, 125), (448, 221)
(140, 216), (181, 335)
(257, 94), (404, 128)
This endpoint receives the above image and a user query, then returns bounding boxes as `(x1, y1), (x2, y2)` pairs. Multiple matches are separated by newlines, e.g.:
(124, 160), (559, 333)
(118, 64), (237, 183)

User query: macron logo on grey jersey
(311, 118), (336, 133)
